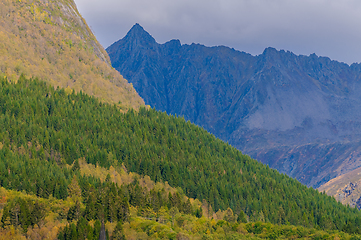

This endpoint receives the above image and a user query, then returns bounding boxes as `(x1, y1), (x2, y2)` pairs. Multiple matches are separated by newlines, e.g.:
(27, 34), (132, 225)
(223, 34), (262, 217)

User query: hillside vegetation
(1, 76), (361, 239)
(2, 187), (359, 240)
(0, 0), (143, 109)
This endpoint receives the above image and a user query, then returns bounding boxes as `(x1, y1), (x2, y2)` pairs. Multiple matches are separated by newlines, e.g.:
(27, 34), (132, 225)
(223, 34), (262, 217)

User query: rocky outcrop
(356, 196), (361, 210)
(107, 24), (361, 187)
(342, 182), (357, 198)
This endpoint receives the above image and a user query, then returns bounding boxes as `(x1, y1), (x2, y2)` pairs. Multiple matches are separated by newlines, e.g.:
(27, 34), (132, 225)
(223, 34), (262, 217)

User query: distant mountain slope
(319, 166), (361, 209)
(107, 23), (361, 187)
(0, 0), (144, 109)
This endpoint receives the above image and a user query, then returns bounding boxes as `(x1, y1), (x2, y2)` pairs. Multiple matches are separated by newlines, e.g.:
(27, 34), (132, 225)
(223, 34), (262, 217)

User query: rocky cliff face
(107, 24), (361, 187)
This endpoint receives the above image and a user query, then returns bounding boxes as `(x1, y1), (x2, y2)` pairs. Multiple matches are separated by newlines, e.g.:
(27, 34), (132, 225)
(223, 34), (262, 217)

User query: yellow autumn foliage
(0, 187), (71, 239)
(77, 158), (182, 197)
(0, 0), (144, 110)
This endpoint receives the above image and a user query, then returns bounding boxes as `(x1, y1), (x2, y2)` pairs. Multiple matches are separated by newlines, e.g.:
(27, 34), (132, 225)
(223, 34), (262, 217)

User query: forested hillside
(1, 76), (361, 239)
(0, 0), (143, 109)
(107, 23), (361, 188)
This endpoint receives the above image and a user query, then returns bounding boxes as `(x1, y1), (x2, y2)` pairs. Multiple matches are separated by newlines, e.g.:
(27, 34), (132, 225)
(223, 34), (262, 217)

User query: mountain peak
(261, 47), (280, 57)
(129, 23), (146, 34)
(124, 23), (156, 46)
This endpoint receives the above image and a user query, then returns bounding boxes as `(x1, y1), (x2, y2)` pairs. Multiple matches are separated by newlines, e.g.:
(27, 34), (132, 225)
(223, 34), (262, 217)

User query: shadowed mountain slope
(107, 24), (361, 187)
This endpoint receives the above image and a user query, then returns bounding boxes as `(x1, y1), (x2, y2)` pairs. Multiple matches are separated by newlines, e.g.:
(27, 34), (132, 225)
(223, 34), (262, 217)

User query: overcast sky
(73, 0), (361, 65)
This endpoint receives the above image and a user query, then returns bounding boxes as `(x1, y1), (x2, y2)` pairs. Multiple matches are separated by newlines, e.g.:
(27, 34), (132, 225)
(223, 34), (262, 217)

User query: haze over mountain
(107, 24), (361, 188)
(74, 0), (361, 65)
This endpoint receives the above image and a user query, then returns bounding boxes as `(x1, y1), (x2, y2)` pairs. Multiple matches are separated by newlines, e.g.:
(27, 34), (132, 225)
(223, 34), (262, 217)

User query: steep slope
(0, 0), (144, 109)
(1, 76), (361, 235)
(107, 24), (361, 187)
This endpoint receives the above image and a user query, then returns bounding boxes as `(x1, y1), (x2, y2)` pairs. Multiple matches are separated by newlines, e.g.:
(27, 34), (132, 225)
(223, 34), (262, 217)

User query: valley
(0, 0), (361, 239)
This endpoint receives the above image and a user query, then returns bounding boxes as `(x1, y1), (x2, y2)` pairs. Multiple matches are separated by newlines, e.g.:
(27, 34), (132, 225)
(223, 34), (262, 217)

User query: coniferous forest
(1, 75), (361, 239)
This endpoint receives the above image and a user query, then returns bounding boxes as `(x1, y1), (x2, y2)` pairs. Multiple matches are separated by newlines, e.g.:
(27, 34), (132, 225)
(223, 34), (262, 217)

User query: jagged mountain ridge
(107, 24), (361, 187)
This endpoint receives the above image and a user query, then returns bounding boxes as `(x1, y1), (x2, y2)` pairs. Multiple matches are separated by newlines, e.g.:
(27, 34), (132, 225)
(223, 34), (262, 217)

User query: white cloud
(74, 0), (361, 64)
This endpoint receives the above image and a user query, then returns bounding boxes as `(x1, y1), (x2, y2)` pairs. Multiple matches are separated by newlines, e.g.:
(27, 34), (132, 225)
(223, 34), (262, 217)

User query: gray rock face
(107, 24), (361, 188)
